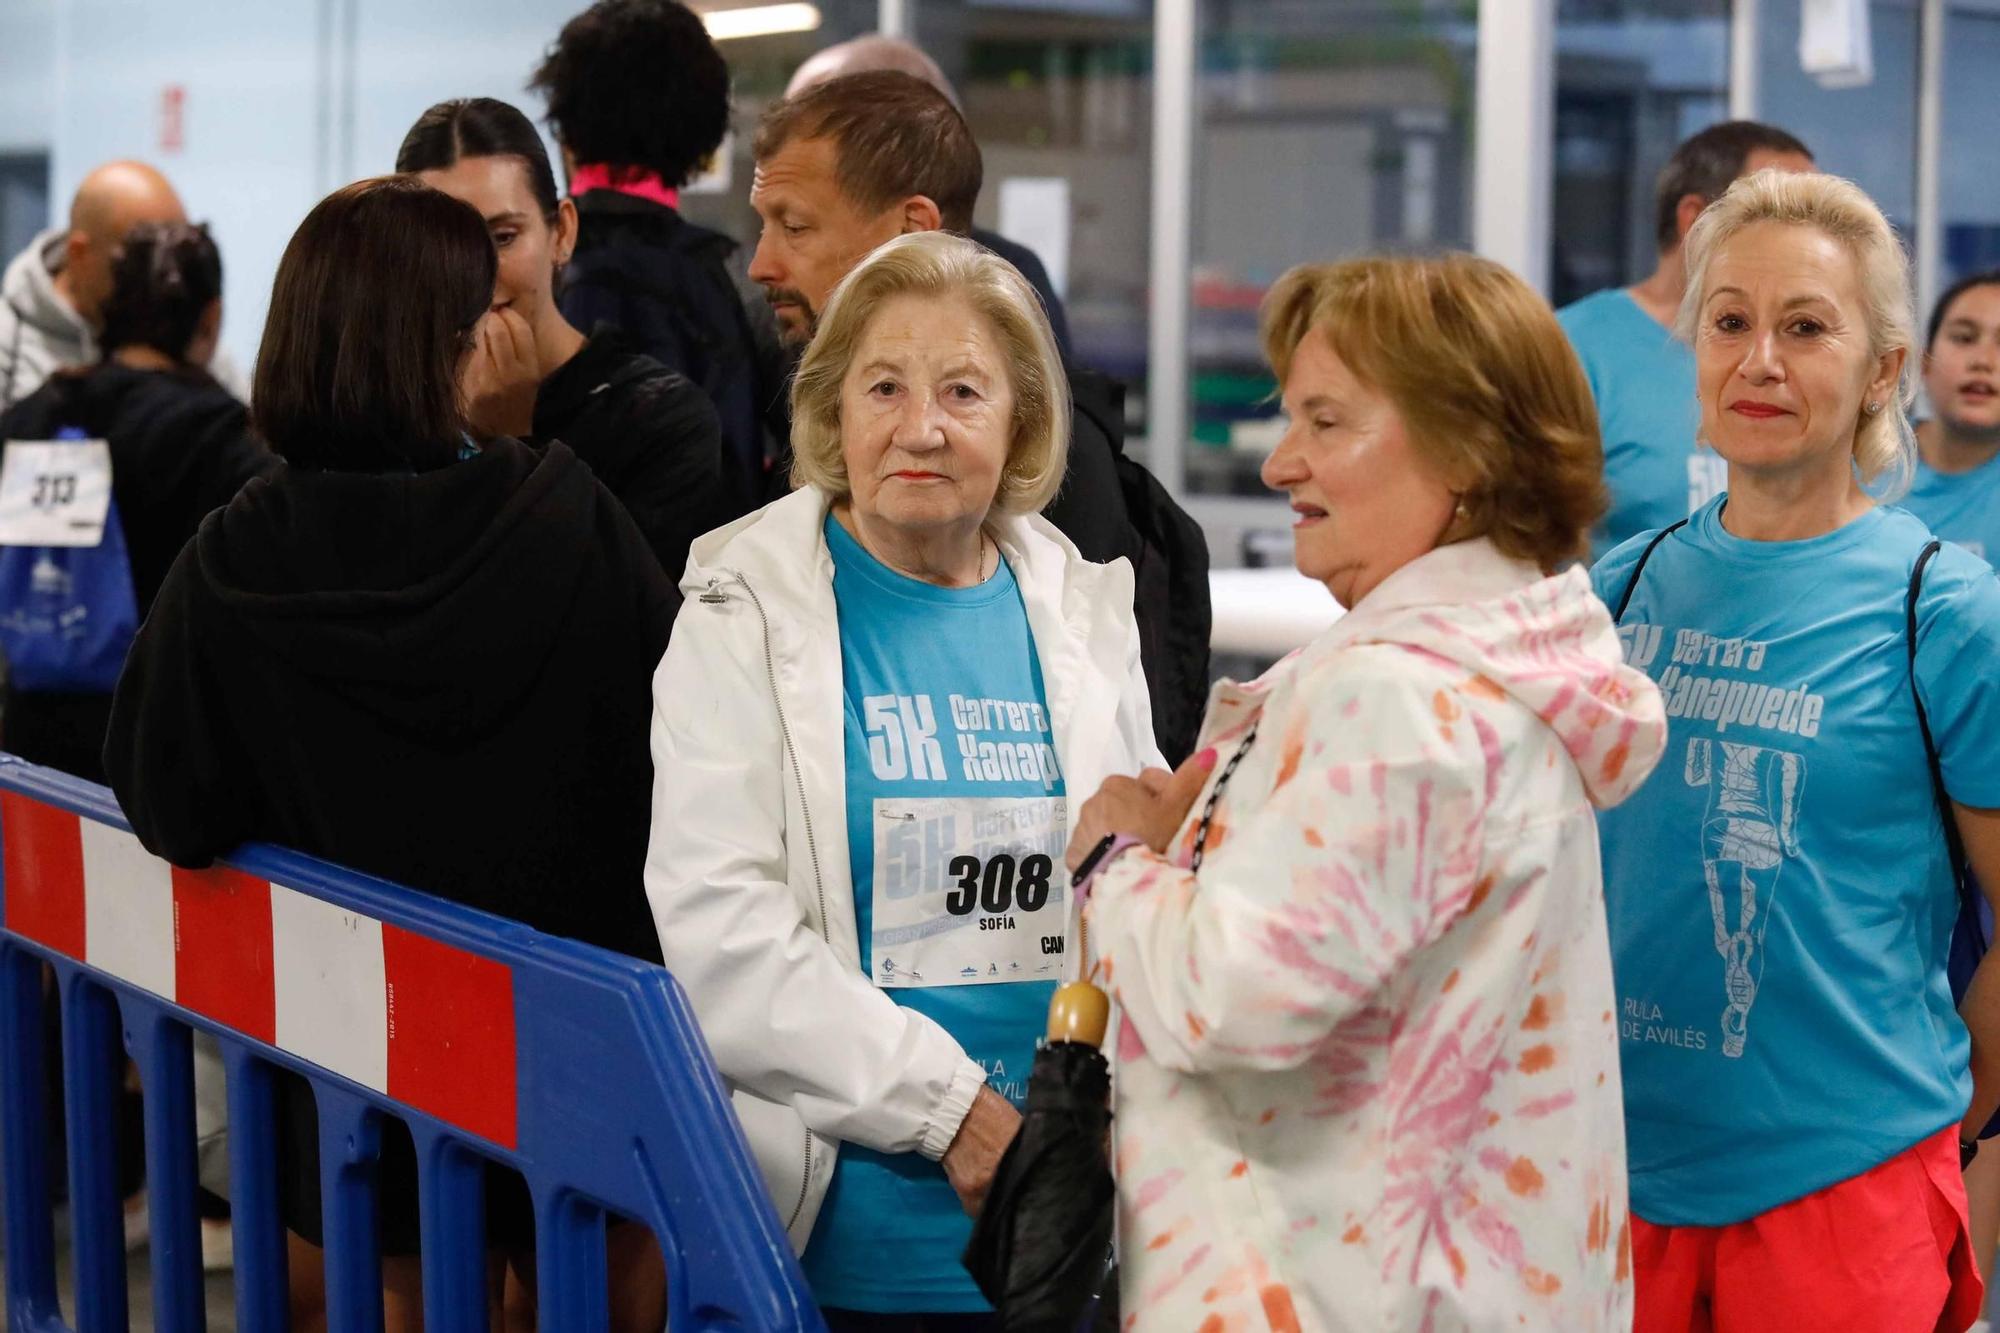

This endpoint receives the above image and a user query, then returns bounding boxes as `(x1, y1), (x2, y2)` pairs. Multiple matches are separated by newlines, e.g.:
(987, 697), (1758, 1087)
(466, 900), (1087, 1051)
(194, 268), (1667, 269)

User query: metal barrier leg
(223, 1041), (288, 1332)
(60, 972), (128, 1333)
(317, 1085), (387, 1333)
(0, 948), (61, 1327)
(535, 1188), (609, 1333)
(127, 1005), (205, 1332)
(416, 1128), (488, 1333)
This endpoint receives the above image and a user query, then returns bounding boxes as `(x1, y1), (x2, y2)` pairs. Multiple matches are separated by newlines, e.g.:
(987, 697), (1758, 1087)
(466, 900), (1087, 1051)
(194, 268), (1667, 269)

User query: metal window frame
(1915, 0), (1945, 326)
(1472, 0), (1557, 296)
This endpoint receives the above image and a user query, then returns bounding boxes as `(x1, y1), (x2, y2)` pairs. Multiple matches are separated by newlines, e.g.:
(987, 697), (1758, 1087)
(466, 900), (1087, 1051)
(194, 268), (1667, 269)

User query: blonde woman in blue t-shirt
(1594, 169), (2000, 1331)
(644, 231), (1159, 1326)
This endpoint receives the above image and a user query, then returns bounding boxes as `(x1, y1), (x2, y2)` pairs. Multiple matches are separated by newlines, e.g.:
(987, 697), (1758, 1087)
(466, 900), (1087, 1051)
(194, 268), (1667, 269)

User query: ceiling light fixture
(701, 3), (822, 40)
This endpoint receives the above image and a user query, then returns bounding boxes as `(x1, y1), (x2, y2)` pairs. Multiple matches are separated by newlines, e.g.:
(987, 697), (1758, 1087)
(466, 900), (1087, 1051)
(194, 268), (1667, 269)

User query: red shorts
(1632, 1126), (1985, 1333)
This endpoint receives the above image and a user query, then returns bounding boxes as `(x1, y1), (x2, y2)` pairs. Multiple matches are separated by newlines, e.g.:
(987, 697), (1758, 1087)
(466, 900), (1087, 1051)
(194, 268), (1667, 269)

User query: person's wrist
(1073, 833), (1146, 901)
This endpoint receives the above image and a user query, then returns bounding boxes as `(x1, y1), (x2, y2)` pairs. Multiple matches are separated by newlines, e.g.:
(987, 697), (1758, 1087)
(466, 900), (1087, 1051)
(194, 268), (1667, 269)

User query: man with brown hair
(750, 70), (983, 349)
(749, 69), (1212, 765)
(1558, 120), (1814, 560)
(783, 36), (1072, 355)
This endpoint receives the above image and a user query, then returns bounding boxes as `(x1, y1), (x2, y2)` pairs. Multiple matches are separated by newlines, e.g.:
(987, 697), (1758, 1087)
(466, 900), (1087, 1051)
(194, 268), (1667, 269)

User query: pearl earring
(1865, 402), (1883, 415)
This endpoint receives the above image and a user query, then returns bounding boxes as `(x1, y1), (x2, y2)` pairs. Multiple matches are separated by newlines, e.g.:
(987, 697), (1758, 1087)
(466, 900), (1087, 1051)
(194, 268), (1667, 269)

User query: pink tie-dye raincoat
(1084, 538), (1666, 1332)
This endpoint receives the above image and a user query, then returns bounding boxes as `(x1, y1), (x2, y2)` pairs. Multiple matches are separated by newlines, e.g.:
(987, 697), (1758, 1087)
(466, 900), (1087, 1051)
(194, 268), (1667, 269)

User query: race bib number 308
(872, 796), (1068, 989)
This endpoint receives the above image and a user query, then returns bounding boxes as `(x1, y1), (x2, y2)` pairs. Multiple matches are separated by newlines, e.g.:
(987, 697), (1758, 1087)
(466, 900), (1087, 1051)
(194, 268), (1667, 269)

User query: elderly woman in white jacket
(646, 231), (1157, 1326)
(1065, 255), (1667, 1332)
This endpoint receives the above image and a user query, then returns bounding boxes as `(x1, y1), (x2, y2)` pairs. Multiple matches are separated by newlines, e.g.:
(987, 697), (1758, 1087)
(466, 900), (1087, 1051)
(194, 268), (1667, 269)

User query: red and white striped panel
(0, 791), (518, 1150)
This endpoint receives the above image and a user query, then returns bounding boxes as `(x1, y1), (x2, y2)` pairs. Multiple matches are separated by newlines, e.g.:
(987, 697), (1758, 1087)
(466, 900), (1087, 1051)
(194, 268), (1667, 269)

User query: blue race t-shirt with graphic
(802, 513), (1065, 1313)
(1902, 451), (2000, 565)
(1558, 288), (1725, 561)
(1592, 497), (2000, 1226)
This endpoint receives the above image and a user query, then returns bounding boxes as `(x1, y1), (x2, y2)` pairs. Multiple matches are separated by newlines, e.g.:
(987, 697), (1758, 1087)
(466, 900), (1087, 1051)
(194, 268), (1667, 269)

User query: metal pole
(1729, 0), (1760, 121)
(1472, 0), (1556, 294)
(1147, 0), (1197, 495)
(879, 0), (911, 39)
(1915, 0), (1946, 327)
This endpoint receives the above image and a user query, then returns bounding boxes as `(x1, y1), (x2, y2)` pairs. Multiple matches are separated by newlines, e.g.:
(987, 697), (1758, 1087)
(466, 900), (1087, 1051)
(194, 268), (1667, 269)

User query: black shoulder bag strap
(1908, 540), (1978, 931)
(1610, 518), (1690, 624)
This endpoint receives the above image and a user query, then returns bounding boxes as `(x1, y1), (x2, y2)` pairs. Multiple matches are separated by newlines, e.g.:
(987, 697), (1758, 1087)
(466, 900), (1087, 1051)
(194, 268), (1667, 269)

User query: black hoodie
(528, 327), (732, 580)
(0, 363), (274, 779)
(104, 438), (673, 964)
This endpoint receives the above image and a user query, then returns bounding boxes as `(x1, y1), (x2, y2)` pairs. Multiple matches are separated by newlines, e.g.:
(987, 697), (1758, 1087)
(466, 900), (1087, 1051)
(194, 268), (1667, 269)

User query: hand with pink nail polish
(1065, 748), (1219, 872)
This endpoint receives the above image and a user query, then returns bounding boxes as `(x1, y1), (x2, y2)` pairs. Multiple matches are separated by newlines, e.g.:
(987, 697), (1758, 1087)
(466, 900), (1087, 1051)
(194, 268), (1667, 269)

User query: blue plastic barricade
(0, 755), (825, 1332)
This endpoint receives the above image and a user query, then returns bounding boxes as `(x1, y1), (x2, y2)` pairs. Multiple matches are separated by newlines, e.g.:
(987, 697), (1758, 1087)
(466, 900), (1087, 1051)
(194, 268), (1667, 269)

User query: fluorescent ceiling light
(702, 3), (822, 40)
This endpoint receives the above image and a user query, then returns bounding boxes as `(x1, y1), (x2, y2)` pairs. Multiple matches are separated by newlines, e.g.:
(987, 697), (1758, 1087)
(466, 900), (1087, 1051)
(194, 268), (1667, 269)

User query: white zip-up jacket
(645, 485), (1161, 1249)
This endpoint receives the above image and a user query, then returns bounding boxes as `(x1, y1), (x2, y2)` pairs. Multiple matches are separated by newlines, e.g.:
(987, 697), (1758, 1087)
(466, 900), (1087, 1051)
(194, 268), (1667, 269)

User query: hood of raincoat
(1330, 536), (1666, 807)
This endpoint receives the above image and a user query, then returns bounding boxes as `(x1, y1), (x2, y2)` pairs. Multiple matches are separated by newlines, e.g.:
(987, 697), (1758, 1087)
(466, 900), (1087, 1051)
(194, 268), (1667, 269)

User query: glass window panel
(917, 0), (1157, 392)
(1942, 3), (2000, 286)
(1550, 0), (1731, 308)
(1185, 0), (1476, 500)
(1757, 0), (1920, 231)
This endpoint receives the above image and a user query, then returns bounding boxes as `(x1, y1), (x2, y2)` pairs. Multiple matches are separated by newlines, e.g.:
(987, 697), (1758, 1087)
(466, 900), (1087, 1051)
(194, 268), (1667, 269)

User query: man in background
(0, 160), (246, 412)
(1559, 121), (1813, 560)
(785, 34), (1073, 359)
(749, 71), (1211, 762)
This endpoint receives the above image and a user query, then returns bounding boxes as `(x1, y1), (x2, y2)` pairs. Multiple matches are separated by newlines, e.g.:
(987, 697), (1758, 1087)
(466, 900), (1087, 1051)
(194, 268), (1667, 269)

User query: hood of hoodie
(3, 229), (92, 364)
(193, 438), (600, 745)
(1329, 538), (1666, 808)
(11, 361), (241, 447)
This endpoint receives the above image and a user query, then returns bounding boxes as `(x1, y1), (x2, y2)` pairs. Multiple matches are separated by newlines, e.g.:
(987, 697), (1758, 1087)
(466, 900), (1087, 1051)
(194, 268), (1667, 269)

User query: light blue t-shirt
(1558, 289), (1724, 562)
(802, 514), (1065, 1313)
(1592, 497), (2000, 1226)
(1902, 451), (2000, 566)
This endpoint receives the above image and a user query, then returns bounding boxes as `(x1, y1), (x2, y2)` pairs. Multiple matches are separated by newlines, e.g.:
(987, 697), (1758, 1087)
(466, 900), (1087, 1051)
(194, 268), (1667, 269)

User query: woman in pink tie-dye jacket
(1065, 255), (1667, 1333)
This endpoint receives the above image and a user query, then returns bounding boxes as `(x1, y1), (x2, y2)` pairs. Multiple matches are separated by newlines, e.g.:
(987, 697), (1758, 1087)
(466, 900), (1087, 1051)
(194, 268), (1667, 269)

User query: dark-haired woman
(531, 0), (775, 505)
(0, 221), (269, 780)
(1908, 269), (2000, 563)
(397, 96), (730, 578)
(103, 177), (668, 1333)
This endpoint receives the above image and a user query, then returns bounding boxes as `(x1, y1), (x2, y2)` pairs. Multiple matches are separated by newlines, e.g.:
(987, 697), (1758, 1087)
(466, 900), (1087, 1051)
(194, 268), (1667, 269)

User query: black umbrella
(963, 981), (1119, 1332)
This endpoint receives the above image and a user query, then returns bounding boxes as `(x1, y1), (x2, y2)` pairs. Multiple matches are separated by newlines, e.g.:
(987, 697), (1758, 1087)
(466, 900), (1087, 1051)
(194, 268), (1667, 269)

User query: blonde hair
(1676, 168), (1917, 496)
(1260, 253), (1606, 571)
(789, 230), (1070, 514)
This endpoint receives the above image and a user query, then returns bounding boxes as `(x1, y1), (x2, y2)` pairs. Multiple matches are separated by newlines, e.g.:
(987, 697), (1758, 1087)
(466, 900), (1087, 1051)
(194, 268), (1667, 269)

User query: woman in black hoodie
(103, 177), (669, 1331)
(397, 96), (735, 579)
(0, 221), (270, 780)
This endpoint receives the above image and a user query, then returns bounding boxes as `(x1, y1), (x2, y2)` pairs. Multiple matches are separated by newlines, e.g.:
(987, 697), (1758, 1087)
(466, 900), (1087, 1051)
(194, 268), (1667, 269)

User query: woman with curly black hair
(532, 0), (773, 511)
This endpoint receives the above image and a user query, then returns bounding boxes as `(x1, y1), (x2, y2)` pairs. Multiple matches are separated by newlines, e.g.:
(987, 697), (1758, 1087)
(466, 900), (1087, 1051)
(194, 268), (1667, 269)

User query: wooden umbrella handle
(1047, 981), (1109, 1047)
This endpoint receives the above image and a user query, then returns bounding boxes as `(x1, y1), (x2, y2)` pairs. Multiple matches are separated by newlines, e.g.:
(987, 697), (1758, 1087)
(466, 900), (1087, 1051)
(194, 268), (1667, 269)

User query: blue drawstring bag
(0, 426), (139, 693)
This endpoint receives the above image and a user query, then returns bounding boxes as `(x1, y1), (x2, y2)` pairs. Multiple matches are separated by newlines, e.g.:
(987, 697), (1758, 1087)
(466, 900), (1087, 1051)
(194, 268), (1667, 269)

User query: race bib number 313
(872, 796), (1067, 989)
(0, 440), (114, 547)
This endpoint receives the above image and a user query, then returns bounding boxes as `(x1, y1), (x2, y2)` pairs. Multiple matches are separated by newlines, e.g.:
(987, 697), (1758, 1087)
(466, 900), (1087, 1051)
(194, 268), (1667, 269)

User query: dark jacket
(0, 363), (274, 780)
(560, 191), (778, 515)
(531, 328), (728, 580)
(1066, 371), (1211, 765)
(103, 438), (673, 964)
(971, 227), (1072, 360)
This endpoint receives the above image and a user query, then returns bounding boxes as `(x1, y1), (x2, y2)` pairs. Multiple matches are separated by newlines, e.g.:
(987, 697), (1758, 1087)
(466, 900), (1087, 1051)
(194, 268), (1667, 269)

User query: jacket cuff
(918, 1056), (989, 1161)
(1074, 834), (1148, 903)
